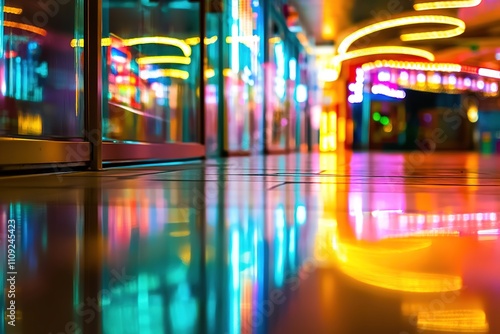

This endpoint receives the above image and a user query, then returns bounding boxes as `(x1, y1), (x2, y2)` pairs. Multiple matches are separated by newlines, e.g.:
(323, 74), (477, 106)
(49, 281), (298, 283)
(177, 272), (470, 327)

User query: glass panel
(205, 8), (222, 156)
(224, 0), (264, 154)
(102, 0), (202, 144)
(0, 0), (85, 139)
(266, 28), (289, 151)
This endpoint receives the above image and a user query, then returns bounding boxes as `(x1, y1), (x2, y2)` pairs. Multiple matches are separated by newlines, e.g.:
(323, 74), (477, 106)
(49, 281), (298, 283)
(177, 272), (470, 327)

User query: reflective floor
(1, 152), (500, 334)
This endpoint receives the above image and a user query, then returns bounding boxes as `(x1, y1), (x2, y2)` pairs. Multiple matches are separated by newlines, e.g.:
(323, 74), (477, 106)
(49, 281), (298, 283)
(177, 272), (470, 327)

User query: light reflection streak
(417, 310), (489, 332)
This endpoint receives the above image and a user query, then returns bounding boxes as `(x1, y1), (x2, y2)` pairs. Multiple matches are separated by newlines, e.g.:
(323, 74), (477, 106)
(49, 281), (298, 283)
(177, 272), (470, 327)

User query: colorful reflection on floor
(1, 152), (500, 333)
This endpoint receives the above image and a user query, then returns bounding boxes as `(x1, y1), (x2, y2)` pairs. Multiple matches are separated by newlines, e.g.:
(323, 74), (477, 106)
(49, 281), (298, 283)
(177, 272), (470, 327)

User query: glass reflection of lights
(417, 310), (489, 333)
(229, 225), (240, 334)
(274, 206), (286, 288)
(274, 42), (286, 100)
(295, 84), (308, 103)
(296, 205), (307, 226)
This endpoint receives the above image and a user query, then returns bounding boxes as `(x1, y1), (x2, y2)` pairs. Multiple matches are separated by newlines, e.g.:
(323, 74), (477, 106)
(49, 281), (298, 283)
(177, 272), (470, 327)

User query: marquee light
(362, 60), (461, 72)
(3, 6), (22, 14)
(136, 56), (191, 65)
(3, 21), (47, 36)
(478, 68), (500, 79)
(123, 37), (192, 57)
(337, 15), (466, 54)
(414, 0), (482, 11)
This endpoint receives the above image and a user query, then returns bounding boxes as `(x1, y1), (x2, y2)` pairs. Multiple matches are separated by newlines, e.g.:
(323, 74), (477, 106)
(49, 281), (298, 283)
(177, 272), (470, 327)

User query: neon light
(335, 46), (435, 63)
(3, 6), (22, 14)
(123, 36), (191, 57)
(4, 20), (47, 36)
(401, 18), (465, 42)
(337, 15), (466, 54)
(140, 69), (189, 80)
(348, 68), (364, 104)
(136, 56), (191, 65)
(414, 0), (482, 11)
(372, 84), (406, 99)
(478, 68), (500, 79)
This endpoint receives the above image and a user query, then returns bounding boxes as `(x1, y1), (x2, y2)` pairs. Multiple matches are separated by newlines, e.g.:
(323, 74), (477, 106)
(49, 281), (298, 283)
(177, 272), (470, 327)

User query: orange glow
(320, 111), (337, 152)
(417, 310), (489, 332)
(4, 20), (47, 36)
(3, 6), (22, 14)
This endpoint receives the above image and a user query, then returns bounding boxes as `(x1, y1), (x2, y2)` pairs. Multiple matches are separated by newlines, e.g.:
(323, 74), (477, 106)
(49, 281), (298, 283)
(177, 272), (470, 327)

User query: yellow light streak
(185, 36), (218, 45)
(4, 21), (47, 36)
(141, 69), (189, 80)
(334, 46), (435, 62)
(338, 15), (466, 54)
(418, 310), (489, 332)
(123, 36), (191, 57)
(362, 60), (461, 72)
(4, 6), (22, 14)
(414, 0), (482, 11)
(136, 56), (191, 65)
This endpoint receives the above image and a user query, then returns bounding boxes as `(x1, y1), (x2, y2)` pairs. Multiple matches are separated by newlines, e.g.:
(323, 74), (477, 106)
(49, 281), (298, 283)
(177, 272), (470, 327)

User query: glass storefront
(0, 0), (317, 168)
(223, 0), (265, 154)
(0, 0), (85, 139)
(101, 0), (202, 144)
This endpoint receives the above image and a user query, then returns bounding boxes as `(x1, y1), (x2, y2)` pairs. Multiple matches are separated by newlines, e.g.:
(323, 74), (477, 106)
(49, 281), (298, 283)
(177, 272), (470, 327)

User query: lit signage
(348, 68), (364, 104)
(371, 84), (406, 99)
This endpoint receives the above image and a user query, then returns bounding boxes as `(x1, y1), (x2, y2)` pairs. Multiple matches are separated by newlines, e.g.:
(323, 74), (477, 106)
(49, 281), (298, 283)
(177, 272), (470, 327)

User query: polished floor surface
(1, 152), (500, 334)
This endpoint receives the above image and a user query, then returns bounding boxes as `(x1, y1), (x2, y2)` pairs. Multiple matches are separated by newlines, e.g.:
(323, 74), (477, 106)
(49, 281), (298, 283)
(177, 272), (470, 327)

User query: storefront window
(224, 0), (264, 153)
(0, 0), (85, 139)
(102, 0), (202, 144)
(266, 31), (289, 151)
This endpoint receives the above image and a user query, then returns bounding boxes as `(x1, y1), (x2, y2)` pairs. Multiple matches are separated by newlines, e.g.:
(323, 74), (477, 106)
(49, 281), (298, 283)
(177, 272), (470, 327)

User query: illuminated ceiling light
(414, 0), (482, 11)
(3, 6), (22, 14)
(123, 36), (191, 57)
(477, 80), (485, 89)
(400, 21), (465, 41)
(334, 46), (435, 63)
(140, 69), (189, 80)
(3, 20), (47, 36)
(417, 73), (427, 82)
(464, 77), (472, 87)
(337, 16), (466, 54)
(136, 56), (191, 65)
